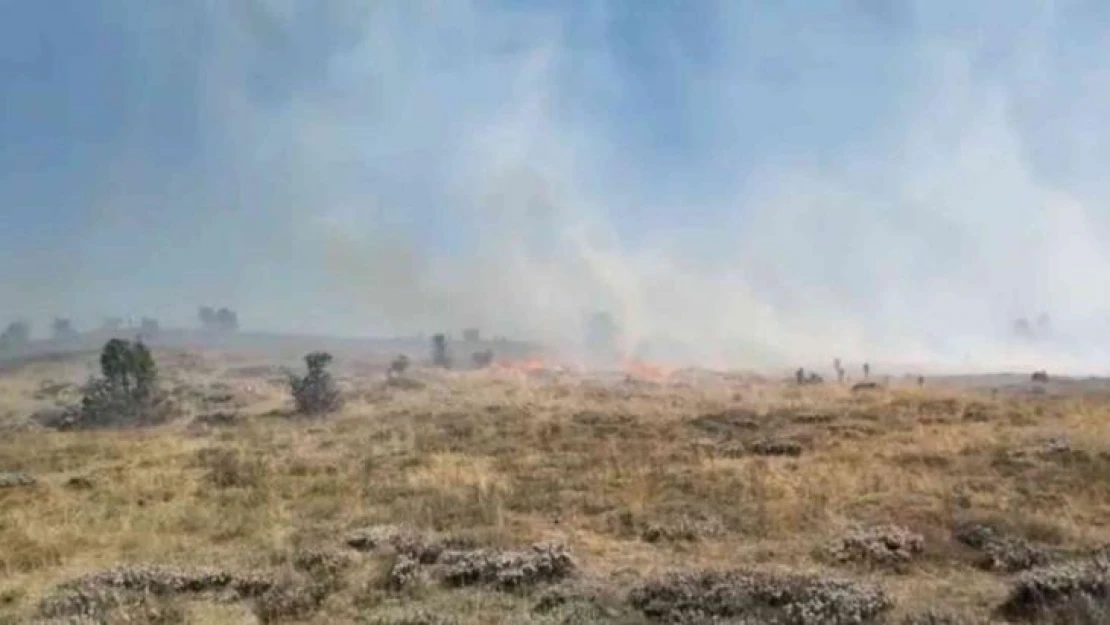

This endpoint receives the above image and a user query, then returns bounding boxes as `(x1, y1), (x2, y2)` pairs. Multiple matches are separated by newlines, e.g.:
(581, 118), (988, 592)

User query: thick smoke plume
(3, 1), (1110, 373)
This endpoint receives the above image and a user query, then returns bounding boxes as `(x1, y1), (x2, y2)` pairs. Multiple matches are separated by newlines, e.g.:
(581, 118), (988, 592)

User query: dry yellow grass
(1, 351), (1109, 623)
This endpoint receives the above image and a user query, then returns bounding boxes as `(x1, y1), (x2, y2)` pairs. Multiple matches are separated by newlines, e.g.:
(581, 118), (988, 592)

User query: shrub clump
(440, 542), (575, 591)
(955, 522), (1052, 573)
(72, 338), (175, 429)
(345, 524), (478, 564)
(384, 554), (423, 591)
(362, 610), (460, 625)
(826, 524), (925, 572)
(997, 555), (1110, 622)
(37, 563), (339, 624)
(897, 609), (991, 625)
(628, 568), (892, 625)
(38, 566), (248, 620)
(251, 576), (333, 625)
(345, 526), (574, 593)
(289, 351), (342, 415)
(199, 448), (263, 489)
(0, 471), (35, 488)
(749, 439), (804, 457)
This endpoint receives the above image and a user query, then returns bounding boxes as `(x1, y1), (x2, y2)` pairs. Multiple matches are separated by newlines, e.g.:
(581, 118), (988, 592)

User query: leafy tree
(215, 307), (239, 332)
(198, 306), (216, 328)
(199, 306), (239, 332)
(289, 351), (342, 415)
(0, 321), (30, 350)
(139, 317), (160, 338)
(388, 354), (410, 378)
(101, 317), (124, 333)
(78, 338), (170, 428)
(431, 333), (451, 368)
(471, 349), (494, 368)
(585, 311), (620, 363)
(52, 318), (78, 341)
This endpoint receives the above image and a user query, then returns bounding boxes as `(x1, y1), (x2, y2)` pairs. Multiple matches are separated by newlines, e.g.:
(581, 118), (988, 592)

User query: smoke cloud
(3, 1), (1110, 373)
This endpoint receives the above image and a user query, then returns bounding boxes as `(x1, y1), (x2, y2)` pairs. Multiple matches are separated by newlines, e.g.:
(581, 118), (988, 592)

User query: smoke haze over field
(4, 1), (1110, 372)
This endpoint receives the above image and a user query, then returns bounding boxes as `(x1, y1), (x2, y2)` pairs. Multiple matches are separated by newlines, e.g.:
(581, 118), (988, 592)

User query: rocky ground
(2, 350), (1110, 623)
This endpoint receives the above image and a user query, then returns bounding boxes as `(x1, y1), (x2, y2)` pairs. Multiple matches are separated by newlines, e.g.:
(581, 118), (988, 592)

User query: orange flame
(623, 359), (673, 382)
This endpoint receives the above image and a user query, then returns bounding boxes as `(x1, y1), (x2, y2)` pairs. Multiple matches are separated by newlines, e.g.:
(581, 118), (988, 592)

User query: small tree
(388, 354), (410, 378)
(471, 349), (494, 368)
(139, 317), (160, 338)
(198, 306), (216, 329)
(289, 351), (342, 415)
(199, 306), (239, 333)
(431, 333), (451, 368)
(215, 308), (239, 332)
(52, 318), (78, 341)
(0, 321), (31, 350)
(78, 338), (168, 428)
(585, 311), (620, 364)
(101, 317), (124, 333)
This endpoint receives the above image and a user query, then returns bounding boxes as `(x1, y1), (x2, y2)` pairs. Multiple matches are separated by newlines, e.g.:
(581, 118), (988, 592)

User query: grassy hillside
(1, 351), (1108, 623)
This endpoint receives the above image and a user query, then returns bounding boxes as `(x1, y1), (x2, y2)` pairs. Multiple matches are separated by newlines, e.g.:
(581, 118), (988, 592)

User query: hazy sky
(3, 1), (1110, 370)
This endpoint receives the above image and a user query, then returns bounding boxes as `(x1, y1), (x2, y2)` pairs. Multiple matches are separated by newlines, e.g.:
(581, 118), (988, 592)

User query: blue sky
(3, 1), (1110, 370)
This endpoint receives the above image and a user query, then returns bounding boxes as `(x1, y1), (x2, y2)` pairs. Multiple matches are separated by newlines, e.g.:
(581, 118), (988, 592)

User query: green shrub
(289, 351), (342, 415)
(76, 338), (174, 428)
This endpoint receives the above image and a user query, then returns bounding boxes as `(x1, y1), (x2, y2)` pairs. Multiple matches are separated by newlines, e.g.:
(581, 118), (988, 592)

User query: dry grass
(1, 351), (1110, 623)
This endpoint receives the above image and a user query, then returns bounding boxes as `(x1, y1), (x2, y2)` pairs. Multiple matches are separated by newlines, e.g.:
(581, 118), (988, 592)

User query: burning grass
(1, 352), (1109, 622)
